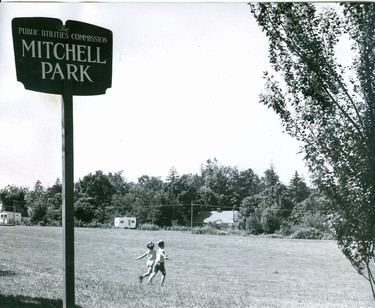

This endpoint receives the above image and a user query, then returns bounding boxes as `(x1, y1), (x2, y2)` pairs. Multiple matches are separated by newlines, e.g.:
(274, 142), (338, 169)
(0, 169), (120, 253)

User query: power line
(121, 203), (237, 210)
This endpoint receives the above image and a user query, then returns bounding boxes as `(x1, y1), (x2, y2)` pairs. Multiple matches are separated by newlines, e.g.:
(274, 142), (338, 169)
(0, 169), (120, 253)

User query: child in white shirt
(147, 240), (168, 286)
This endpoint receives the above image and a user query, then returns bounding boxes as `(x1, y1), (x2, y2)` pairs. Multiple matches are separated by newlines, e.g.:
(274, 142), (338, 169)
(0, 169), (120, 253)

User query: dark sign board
(12, 17), (112, 96)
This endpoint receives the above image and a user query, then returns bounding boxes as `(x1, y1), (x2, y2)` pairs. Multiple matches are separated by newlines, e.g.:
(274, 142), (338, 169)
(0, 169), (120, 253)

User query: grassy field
(0, 226), (373, 308)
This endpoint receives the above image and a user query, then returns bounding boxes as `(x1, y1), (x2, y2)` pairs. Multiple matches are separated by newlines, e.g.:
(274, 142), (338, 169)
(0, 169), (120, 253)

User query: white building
(0, 211), (22, 224)
(114, 217), (137, 229)
(193, 210), (238, 226)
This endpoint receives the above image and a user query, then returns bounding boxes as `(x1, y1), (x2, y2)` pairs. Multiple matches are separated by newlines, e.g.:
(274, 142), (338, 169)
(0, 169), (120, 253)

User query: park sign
(11, 17), (113, 308)
(12, 17), (112, 95)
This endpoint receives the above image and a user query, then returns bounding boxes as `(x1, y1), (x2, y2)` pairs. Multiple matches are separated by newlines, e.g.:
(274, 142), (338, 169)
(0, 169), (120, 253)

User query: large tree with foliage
(44, 179), (62, 225)
(249, 2), (375, 299)
(0, 185), (28, 217)
(162, 168), (188, 226)
(126, 175), (167, 225)
(288, 172), (310, 204)
(238, 165), (293, 234)
(26, 181), (47, 224)
(75, 171), (116, 223)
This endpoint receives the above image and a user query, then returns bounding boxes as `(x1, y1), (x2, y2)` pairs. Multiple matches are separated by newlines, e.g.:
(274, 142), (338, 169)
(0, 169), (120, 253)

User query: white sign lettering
(21, 39), (107, 82)
(12, 17), (113, 95)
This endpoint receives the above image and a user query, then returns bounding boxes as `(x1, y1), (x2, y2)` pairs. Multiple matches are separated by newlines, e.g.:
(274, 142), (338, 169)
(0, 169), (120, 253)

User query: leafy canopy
(249, 2), (375, 296)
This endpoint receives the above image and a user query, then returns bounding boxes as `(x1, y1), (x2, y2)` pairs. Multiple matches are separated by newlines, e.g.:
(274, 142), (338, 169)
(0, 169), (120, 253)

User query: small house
(193, 210), (238, 227)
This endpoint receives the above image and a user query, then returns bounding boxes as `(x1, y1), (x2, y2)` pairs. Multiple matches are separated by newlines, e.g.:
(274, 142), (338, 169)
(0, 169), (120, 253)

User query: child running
(133, 241), (156, 283)
(147, 240), (168, 286)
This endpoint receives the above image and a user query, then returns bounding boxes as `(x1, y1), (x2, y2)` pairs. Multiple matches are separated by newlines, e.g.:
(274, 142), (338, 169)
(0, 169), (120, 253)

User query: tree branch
(274, 12), (366, 142)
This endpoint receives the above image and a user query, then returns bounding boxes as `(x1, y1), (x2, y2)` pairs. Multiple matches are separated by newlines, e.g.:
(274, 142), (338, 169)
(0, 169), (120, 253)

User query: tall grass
(0, 226), (373, 307)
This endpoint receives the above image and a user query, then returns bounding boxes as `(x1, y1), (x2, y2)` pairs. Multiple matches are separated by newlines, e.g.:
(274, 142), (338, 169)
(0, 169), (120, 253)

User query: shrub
(277, 222), (294, 236)
(139, 223), (160, 231)
(290, 227), (324, 240)
(207, 222), (227, 230)
(245, 208), (263, 234)
(165, 225), (190, 232)
(49, 220), (62, 227)
(193, 226), (218, 235)
(226, 229), (248, 236)
(192, 226), (233, 235)
(86, 220), (103, 228)
(74, 220), (85, 227)
(21, 217), (32, 226)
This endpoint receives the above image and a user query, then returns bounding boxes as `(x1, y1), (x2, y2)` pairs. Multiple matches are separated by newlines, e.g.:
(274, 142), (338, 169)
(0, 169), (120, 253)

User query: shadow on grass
(0, 294), (83, 308)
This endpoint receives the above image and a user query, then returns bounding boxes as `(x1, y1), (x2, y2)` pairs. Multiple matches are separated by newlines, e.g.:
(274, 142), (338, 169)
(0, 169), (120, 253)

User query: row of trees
(0, 159), (327, 236)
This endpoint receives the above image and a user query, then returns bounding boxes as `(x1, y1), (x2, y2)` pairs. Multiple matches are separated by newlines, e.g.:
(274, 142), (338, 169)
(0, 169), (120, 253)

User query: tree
(107, 171), (131, 219)
(173, 173), (203, 225)
(45, 179), (62, 225)
(238, 165), (290, 234)
(75, 171), (115, 223)
(288, 171), (310, 203)
(199, 158), (237, 206)
(128, 175), (166, 225)
(290, 191), (329, 232)
(162, 168), (187, 226)
(232, 168), (262, 205)
(259, 166), (290, 232)
(0, 185), (28, 217)
(174, 173), (202, 206)
(262, 164), (280, 188)
(238, 194), (263, 233)
(250, 2), (375, 299)
(26, 181), (47, 224)
(74, 195), (95, 223)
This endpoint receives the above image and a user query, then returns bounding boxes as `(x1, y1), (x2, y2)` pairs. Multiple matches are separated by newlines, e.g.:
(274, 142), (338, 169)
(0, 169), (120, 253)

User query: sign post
(12, 17), (113, 308)
(62, 78), (75, 308)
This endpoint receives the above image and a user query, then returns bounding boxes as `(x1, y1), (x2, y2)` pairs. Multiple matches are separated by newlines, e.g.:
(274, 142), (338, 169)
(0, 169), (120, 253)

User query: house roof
(194, 210), (237, 224)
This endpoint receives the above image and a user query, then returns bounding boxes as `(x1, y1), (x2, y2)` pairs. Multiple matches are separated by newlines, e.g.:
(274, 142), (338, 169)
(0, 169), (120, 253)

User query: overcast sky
(0, 2), (309, 188)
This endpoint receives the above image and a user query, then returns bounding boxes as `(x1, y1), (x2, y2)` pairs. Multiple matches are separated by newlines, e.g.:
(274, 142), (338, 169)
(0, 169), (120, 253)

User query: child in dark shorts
(147, 240), (168, 286)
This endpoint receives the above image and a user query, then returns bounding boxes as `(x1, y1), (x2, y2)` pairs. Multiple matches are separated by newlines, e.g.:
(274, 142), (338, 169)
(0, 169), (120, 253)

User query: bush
(226, 229), (248, 236)
(207, 222), (227, 230)
(245, 209), (263, 234)
(75, 220), (85, 227)
(290, 227), (324, 240)
(261, 206), (281, 234)
(86, 221), (103, 228)
(139, 223), (160, 231)
(277, 222), (295, 236)
(164, 225), (190, 232)
(74, 219), (113, 228)
(193, 226), (233, 235)
(48, 220), (62, 227)
(21, 217), (32, 226)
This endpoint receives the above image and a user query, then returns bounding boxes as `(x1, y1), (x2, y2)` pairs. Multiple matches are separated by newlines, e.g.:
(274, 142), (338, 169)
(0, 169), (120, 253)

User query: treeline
(0, 159), (331, 238)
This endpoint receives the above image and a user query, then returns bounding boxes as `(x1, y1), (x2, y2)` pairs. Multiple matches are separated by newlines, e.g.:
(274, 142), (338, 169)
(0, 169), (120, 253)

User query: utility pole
(12, 200), (16, 225)
(190, 202), (194, 234)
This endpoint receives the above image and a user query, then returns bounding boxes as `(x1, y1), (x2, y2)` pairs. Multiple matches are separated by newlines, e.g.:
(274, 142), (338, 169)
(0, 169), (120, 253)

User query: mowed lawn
(0, 226), (373, 308)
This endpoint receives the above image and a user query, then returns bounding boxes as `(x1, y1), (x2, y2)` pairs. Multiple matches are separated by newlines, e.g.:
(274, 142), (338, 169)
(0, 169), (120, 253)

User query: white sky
(0, 2), (309, 188)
